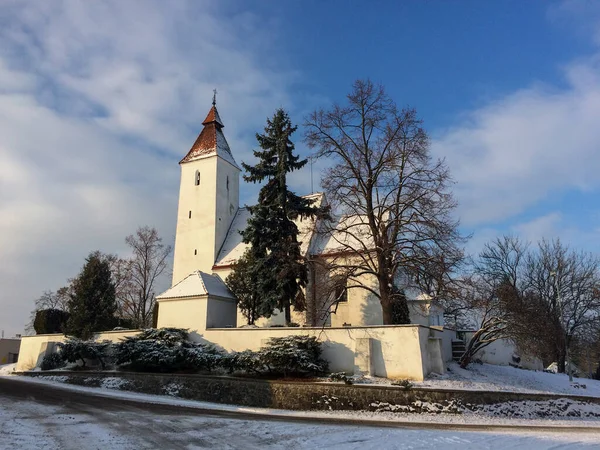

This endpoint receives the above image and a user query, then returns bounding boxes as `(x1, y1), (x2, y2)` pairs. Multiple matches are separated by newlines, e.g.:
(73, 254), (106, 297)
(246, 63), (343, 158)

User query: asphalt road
(1, 377), (600, 449)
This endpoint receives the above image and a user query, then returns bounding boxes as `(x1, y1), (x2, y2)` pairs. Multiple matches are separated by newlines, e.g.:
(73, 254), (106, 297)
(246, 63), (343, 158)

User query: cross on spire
(212, 88), (217, 106)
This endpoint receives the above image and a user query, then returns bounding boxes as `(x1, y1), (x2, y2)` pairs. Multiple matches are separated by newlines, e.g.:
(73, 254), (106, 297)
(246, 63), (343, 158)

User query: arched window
(195, 171), (200, 186)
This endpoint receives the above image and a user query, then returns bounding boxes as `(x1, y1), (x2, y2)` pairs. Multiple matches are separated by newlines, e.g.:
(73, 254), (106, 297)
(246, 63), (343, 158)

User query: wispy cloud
(0, 0), (303, 335)
(432, 50), (600, 228)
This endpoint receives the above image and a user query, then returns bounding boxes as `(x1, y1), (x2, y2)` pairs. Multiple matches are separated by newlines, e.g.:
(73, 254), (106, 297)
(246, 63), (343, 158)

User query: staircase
(452, 339), (466, 362)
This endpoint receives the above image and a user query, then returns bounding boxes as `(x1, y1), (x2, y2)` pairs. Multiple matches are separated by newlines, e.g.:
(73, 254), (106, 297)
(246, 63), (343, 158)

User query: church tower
(172, 97), (240, 284)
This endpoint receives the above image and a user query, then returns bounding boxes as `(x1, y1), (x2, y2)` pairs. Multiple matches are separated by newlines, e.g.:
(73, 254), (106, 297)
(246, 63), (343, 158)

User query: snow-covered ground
(0, 363), (15, 376)
(349, 362), (600, 397)
(1, 386), (600, 449)
(5, 373), (600, 427)
(412, 362), (600, 397)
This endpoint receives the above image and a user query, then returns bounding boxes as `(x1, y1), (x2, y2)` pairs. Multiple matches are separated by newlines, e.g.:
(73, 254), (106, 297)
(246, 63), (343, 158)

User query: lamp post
(551, 270), (573, 382)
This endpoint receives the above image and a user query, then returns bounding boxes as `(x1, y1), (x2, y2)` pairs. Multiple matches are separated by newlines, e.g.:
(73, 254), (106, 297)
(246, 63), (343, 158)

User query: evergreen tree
(66, 251), (117, 339)
(241, 109), (325, 324)
(226, 249), (263, 325)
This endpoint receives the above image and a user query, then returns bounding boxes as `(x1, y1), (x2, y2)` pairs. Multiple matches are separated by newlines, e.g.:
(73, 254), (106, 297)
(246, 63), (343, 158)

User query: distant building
(0, 338), (21, 364)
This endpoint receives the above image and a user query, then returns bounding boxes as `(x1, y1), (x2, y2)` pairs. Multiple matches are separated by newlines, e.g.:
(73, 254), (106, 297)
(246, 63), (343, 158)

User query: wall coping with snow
(209, 324), (435, 331)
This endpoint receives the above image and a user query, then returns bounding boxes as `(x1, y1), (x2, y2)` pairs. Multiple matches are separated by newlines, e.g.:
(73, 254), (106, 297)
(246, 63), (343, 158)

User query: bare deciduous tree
(304, 79), (465, 324)
(458, 236), (600, 372)
(525, 239), (600, 374)
(117, 227), (171, 328)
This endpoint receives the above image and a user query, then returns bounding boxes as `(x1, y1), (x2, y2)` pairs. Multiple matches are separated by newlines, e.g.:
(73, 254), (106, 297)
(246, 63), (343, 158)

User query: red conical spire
(179, 95), (237, 168)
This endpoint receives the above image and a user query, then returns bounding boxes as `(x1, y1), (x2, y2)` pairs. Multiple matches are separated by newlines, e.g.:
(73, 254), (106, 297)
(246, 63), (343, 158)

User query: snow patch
(412, 362), (600, 398)
(100, 377), (128, 390)
(164, 382), (183, 397)
(0, 363), (16, 376)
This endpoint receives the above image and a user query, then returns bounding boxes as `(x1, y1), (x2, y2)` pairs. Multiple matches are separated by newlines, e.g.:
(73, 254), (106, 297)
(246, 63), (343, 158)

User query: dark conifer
(66, 251), (117, 339)
(240, 109), (325, 323)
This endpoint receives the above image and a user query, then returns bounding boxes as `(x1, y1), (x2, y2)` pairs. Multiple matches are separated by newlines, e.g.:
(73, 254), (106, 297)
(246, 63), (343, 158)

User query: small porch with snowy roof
(156, 271), (237, 332)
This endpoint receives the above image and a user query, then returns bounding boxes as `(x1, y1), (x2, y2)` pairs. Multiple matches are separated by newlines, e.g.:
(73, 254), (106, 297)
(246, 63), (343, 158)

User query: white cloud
(0, 0), (304, 336)
(432, 55), (600, 227)
(511, 212), (564, 243)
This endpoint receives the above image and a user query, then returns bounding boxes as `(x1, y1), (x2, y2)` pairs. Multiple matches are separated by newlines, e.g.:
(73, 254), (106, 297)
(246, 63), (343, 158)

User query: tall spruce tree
(67, 251), (117, 339)
(241, 109), (324, 324)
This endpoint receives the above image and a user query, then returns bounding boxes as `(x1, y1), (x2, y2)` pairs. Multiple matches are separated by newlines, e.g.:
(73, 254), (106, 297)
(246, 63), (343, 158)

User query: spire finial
(212, 88), (217, 106)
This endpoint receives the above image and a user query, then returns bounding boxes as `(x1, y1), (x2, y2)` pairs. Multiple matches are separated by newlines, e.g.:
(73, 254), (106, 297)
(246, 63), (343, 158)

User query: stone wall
(21, 371), (600, 412)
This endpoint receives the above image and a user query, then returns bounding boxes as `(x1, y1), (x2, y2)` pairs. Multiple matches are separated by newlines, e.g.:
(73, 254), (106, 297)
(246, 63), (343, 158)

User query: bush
(40, 352), (66, 371)
(224, 336), (327, 377)
(113, 328), (223, 373)
(222, 350), (263, 374)
(329, 372), (353, 384)
(259, 335), (327, 376)
(391, 379), (413, 390)
(34, 309), (70, 334)
(58, 338), (111, 369)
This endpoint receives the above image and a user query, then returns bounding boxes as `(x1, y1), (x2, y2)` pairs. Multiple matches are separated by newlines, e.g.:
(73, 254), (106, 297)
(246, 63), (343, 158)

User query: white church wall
(213, 265), (305, 328)
(205, 297), (237, 328)
(157, 296), (208, 333)
(173, 158), (219, 284)
(408, 301), (430, 327)
(329, 272), (382, 327)
(214, 158), (239, 263)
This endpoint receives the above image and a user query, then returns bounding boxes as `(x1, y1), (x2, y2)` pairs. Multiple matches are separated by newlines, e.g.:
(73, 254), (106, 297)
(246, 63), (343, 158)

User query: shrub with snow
(222, 336), (327, 377)
(329, 372), (353, 384)
(113, 327), (223, 373)
(40, 352), (66, 371)
(259, 335), (327, 376)
(222, 350), (263, 374)
(58, 338), (111, 369)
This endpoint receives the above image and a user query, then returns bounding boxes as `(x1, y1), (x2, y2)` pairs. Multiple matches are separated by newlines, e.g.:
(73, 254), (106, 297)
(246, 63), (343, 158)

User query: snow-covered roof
(157, 271), (235, 300)
(308, 214), (375, 257)
(213, 193), (325, 268)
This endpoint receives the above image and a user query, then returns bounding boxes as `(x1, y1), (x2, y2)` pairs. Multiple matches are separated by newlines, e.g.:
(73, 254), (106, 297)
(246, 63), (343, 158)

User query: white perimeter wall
(463, 332), (543, 370)
(200, 325), (437, 380)
(16, 326), (443, 381)
(15, 330), (140, 372)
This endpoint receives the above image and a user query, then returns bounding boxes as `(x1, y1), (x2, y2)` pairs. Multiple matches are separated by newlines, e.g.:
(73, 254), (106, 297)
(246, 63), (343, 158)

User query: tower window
(195, 170), (200, 186)
(194, 249), (197, 255)
(226, 175), (229, 191)
(189, 211), (192, 218)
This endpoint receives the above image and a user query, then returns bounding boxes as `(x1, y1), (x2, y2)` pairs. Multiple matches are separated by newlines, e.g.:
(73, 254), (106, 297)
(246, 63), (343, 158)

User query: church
(15, 99), (538, 378)
(16, 99), (453, 380)
(155, 99), (443, 330)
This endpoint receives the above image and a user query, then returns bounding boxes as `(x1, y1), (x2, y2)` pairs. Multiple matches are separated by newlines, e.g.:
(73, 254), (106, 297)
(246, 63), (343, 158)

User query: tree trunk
(284, 304), (291, 325)
(557, 350), (566, 374)
(380, 281), (393, 325)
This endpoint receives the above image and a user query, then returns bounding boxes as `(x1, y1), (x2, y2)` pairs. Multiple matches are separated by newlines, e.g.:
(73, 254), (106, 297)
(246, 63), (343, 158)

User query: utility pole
(310, 156), (314, 193)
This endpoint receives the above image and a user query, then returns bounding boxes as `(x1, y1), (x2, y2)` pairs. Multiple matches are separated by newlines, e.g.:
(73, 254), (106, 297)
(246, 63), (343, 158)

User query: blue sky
(1, 0), (600, 336)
